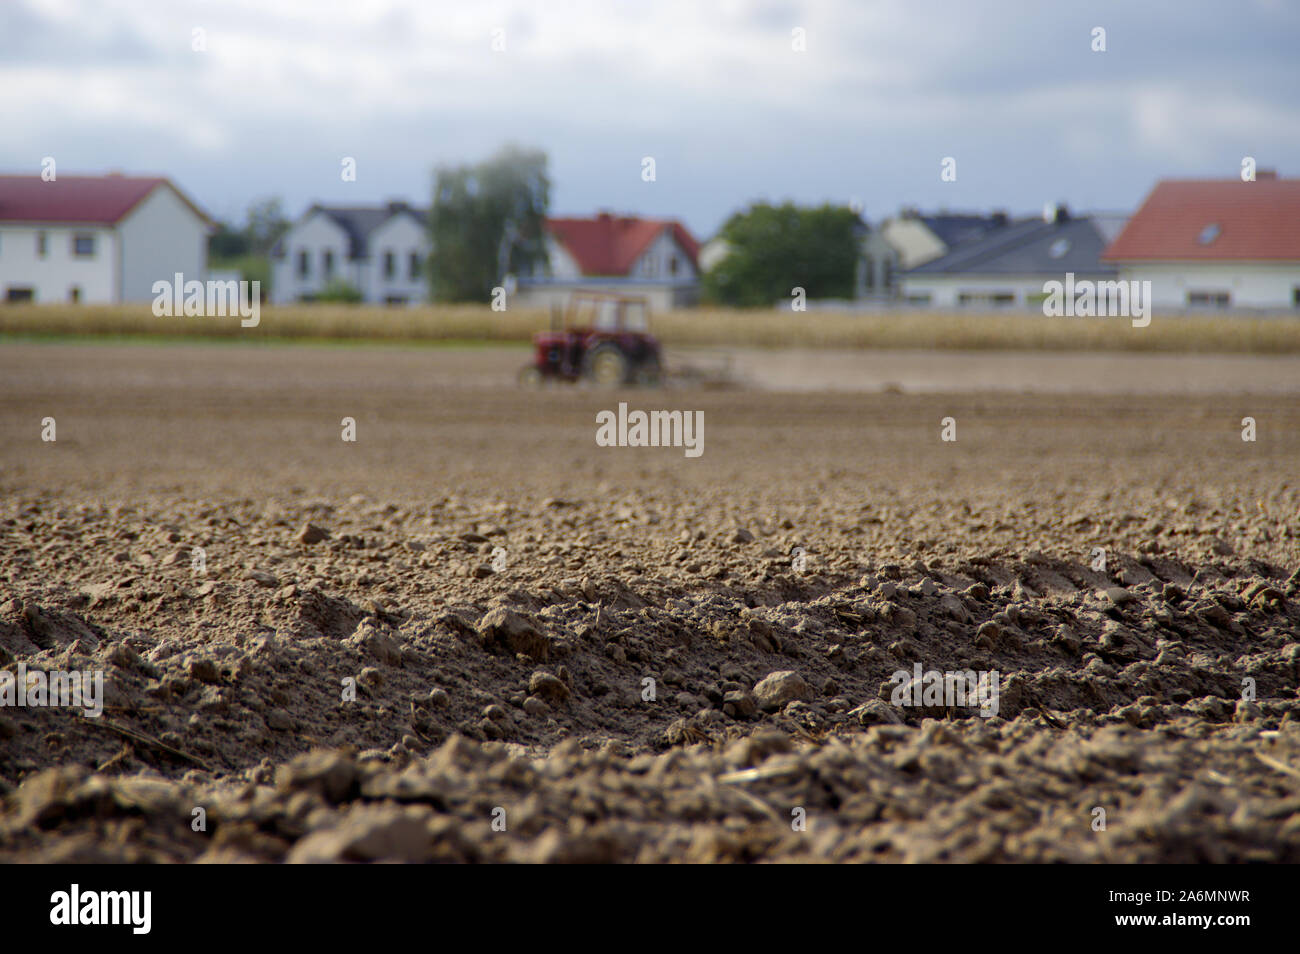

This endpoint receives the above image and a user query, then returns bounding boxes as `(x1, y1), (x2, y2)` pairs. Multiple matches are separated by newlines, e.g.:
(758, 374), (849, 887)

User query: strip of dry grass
(2, 303), (1299, 353)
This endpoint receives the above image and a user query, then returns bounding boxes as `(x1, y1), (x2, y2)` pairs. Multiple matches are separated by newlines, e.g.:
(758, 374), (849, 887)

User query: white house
(0, 173), (212, 304)
(271, 202), (430, 305)
(512, 213), (701, 311)
(1101, 173), (1300, 310)
(899, 206), (1126, 308)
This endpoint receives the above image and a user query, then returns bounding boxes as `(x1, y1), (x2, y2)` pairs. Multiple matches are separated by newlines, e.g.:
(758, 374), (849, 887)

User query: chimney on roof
(991, 211), (1008, 228)
(1256, 169), (1278, 180)
(597, 211), (612, 221)
(386, 200), (407, 213)
(1043, 202), (1070, 225)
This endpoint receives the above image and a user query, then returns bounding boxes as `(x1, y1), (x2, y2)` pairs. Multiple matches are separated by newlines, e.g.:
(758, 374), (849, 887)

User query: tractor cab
(520, 292), (662, 387)
(566, 293), (650, 334)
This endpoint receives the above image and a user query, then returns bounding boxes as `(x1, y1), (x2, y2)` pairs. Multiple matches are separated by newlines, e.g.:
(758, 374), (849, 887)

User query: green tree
(208, 221), (250, 259)
(208, 197), (290, 293)
(702, 202), (862, 307)
(244, 197), (290, 257)
(430, 144), (550, 303)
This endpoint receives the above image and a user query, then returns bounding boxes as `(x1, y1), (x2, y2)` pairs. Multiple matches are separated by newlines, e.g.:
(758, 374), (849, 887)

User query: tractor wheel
(517, 365), (544, 388)
(583, 344), (630, 387)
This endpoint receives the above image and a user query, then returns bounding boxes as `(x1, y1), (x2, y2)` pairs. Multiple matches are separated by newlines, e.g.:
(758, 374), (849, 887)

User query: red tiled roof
(1102, 177), (1300, 262)
(547, 214), (700, 276)
(0, 174), (210, 226)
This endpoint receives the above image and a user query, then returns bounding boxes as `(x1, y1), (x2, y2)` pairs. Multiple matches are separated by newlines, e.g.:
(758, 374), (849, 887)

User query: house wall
(363, 214), (430, 304)
(512, 281), (695, 313)
(270, 211), (352, 303)
(881, 219), (947, 269)
(900, 273), (1116, 308)
(1115, 263), (1300, 309)
(859, 232), (901, 298)
(543, 237), (583, 280)
(0, 224), (116, 303)
(630, 230), (698, 281)
(116, 184), (209, 302)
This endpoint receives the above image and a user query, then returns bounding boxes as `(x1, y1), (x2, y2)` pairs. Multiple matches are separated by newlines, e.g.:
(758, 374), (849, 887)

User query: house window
(864, 255), (875, 290)
(882, 258), (895, 290)
(72, 234), (95, 257)
(5, 287), (34, 303)
(323, 250), (334, 279)
(297, 250), (310, 278)
(1293, 287), (1300, 308)
(383, 251), (396, 280)
(668, 255), (678, 276)
(643, 255), (657, 278)
(69, 286), (81, 304)
(409, 252), (421, 280)
(36, 232), (47, 258)
(958, 291), (1015, 306)
(1187, 291), (1230, 308)
(384, 295), (408, 306)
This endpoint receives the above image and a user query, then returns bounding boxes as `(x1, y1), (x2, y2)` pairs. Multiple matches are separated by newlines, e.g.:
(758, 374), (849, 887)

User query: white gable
(365, 212), (430, 302)
(117, 183), (210, 301)
(630, 228), (697, 280)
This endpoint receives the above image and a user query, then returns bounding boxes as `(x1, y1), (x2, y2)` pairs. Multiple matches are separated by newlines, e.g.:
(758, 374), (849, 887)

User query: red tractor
(518, 292), (663, 387)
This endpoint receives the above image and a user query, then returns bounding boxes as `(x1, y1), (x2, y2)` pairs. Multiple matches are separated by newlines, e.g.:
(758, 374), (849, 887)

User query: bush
(314, 280), (363, 304)
(210, 254), (271, 292)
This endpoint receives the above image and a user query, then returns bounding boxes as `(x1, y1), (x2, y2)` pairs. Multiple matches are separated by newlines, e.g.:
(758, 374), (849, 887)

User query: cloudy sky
(2, 0), (1297, 236)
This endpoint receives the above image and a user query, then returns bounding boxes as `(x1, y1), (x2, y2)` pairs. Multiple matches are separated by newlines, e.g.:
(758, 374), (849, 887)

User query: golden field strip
(2, 302), (1300, 352)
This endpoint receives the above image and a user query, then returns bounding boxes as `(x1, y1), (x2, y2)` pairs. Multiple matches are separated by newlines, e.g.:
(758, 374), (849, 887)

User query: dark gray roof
(917, 213), (1006, 249)
(906, 215), (1119, 276)
(273, 203), (428, 259)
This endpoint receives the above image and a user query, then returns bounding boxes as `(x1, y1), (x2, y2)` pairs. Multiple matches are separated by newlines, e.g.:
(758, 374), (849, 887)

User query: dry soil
(1, 342), (1297, 863)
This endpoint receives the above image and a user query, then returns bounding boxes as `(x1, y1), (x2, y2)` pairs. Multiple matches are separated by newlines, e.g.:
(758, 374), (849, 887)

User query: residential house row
(848, 171), (1300, 311)
(269, 206), (702, 311)
(1, 171), (1297, 311)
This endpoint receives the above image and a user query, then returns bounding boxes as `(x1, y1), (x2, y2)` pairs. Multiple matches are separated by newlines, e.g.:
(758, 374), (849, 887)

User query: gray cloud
(1, 0), (1296, 236)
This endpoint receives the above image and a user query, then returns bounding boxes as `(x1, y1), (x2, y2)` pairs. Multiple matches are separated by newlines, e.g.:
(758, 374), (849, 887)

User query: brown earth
(0, 341), (1298, 863)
